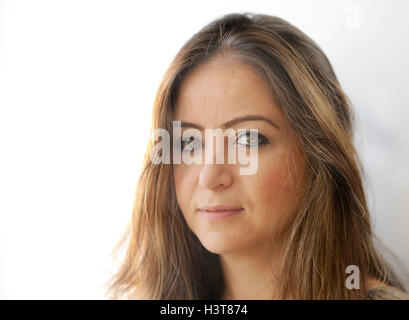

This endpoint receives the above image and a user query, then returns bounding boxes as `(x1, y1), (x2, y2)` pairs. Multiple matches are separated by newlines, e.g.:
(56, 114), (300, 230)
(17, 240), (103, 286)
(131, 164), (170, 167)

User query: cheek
(173, 166), (184, 206)
(173, 165), (195, 211)
(246, 151), (304, 232)
(249, 157), (290, 209)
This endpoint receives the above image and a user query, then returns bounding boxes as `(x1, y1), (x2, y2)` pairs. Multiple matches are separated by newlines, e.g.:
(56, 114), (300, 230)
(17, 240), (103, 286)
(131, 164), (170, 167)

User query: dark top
(366, 285), (409, 300)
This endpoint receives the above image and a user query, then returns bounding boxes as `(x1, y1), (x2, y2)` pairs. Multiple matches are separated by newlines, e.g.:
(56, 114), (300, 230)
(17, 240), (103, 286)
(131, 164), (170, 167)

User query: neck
(219, 243), (282, 300)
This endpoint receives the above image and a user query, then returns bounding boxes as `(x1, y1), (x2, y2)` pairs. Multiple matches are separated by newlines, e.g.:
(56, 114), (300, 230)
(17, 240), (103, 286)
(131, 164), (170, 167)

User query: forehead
(175, 57), (283, 128)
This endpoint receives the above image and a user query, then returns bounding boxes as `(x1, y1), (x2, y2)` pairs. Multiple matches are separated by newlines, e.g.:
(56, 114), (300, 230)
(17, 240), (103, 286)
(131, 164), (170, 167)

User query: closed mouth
(197, 205), (244, 221)
(198, 205), (243, 212)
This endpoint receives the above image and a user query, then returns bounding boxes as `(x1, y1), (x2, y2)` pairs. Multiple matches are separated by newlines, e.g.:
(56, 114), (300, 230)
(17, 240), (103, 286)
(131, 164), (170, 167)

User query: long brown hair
(106, 12), (406, 299)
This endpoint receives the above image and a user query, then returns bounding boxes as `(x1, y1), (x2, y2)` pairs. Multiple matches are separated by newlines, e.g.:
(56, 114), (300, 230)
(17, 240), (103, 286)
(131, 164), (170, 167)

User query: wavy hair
(106, 12), (406, 299)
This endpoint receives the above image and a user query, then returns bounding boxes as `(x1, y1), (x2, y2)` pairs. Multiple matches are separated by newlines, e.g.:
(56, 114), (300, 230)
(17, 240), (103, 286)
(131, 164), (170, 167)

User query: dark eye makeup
(174, 130), (270, 153)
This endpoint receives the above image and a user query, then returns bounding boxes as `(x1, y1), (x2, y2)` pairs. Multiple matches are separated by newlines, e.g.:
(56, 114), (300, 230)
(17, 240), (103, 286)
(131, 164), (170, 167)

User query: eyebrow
(177, 115), (280, 130)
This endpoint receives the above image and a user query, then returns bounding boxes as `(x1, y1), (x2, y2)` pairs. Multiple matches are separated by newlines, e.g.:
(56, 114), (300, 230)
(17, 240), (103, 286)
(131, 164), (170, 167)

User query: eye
(235, 131), (269, 147)
(180, 136), (202, 153)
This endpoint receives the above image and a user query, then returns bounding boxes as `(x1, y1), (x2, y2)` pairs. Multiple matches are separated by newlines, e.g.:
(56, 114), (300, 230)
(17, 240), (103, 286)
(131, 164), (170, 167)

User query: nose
(198, 132), (235, 190)
(198, 163), (234, 190)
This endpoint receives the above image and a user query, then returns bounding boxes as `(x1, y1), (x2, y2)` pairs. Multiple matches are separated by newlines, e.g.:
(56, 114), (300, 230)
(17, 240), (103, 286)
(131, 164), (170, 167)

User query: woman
(107, 12), (409, 299)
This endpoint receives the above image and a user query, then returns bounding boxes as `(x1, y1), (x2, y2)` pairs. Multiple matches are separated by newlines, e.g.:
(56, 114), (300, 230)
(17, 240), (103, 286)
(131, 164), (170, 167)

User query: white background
(0, 0), (408, 298)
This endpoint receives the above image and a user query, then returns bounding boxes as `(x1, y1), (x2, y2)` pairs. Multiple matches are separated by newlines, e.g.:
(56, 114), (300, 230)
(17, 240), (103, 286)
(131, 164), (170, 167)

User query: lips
(198, 205), (243, 212)
(198, 205), (243, 221)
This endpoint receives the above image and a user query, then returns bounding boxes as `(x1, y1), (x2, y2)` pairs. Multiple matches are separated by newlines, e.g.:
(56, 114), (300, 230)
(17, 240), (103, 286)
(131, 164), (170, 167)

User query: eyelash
(175, 131), (270, 153)
(236, 131), (269, 147)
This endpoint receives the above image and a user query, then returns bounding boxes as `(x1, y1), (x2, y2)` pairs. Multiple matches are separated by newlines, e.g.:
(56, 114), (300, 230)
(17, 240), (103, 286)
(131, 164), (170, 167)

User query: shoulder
(366, 285), (409, 300)
(365, 277), (409, 300)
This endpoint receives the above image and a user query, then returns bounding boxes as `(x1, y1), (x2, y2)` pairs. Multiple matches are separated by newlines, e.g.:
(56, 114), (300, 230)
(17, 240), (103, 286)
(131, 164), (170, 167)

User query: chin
(198, 233), (244, 255)
(202, 243), (237, 255)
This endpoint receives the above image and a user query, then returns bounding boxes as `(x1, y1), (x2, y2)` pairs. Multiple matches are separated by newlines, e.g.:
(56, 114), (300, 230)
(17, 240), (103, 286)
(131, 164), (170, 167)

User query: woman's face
(173, 56), (306, 255)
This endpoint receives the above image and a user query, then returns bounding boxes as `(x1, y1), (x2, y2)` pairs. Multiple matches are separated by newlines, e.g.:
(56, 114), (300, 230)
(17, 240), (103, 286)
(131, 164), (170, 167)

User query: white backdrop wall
(0, 0), (408, 298)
